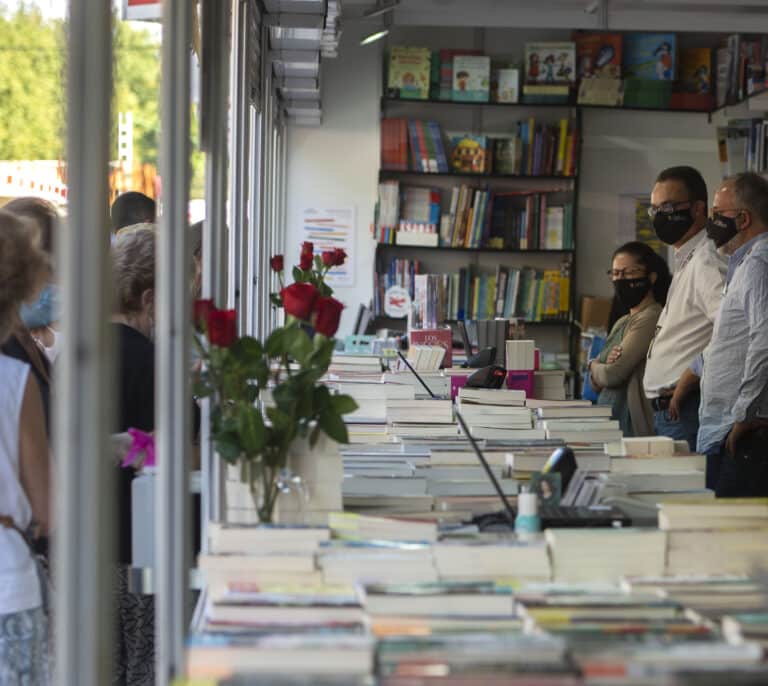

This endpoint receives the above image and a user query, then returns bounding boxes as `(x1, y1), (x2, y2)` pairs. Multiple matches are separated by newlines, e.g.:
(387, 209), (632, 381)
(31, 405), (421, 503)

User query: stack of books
(456, 387), (543, 441)
(546, 528), (667, 582)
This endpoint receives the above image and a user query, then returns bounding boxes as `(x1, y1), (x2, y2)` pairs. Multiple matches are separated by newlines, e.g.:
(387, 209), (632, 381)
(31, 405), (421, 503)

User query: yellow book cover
(472, 276), (480, 319)
(535, 274), (545, 321)
(543, 270), (561, 316)
(388, 46), (431, 100)
(486, 276), (497, 319)
(557, 119), (568, 174)
(563, 133), (573, 178)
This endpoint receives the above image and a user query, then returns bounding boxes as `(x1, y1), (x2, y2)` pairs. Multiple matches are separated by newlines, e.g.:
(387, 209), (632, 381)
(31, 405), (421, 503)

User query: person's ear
(738, 209), (751, 231)
(141, 288), (154, 312)
(649, 271), (658, 285)
(694, 199), (707, 220)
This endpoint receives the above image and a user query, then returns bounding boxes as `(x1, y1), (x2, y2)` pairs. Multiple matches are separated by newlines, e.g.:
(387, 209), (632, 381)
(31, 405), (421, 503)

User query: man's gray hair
(732, 172), (768, 227)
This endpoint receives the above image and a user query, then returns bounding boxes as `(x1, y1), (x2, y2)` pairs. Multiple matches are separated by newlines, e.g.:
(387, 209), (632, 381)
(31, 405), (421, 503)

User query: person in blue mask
(1, 197), (60, 433)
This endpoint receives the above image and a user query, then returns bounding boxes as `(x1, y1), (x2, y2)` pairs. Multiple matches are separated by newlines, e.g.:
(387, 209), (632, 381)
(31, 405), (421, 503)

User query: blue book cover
(427, 121), (450, 172)
(407, 120), (423, 171)
(624, 33), (677, 81)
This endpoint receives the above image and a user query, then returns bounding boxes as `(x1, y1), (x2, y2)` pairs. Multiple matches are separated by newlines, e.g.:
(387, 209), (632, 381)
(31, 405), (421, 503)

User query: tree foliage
(0, 6), (204, 196)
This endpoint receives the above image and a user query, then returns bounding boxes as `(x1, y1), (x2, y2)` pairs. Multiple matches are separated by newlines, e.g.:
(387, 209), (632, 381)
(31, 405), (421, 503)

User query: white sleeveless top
(0, 354), (41, 614)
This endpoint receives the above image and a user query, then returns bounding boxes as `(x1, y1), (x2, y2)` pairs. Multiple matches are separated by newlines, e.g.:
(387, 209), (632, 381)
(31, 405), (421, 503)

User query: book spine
(527, 117), (535, 175)
(407, 120), (422, 172)
(428, 121), (450, 173)
(418, 121), (436, 173)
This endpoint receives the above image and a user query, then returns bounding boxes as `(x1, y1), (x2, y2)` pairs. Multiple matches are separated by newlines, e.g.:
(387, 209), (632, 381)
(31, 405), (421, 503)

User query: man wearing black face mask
(640, 166), (727, 450)
(683, 172), (768, 496)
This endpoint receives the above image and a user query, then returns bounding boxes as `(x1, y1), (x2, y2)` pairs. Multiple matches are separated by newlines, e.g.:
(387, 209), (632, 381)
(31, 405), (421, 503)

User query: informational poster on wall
(301, 207), (356, 287)
(618, 194), (665, 255)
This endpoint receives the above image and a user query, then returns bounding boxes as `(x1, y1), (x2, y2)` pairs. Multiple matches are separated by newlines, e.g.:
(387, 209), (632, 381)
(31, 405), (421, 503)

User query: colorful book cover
(679, 48), (712, 94)
(574, 33), (622, 79)
(524, 42), (576, 85)
(449, 134), (488, 174)
(452, 55), (491, 102)
(623, 33), (677, 81)
(388, 46), (431, 100)
(496, 68), (520, 103)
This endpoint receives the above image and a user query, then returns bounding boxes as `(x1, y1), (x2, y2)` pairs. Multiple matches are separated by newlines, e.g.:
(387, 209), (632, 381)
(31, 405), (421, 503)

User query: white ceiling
(344, 0), (768, 33)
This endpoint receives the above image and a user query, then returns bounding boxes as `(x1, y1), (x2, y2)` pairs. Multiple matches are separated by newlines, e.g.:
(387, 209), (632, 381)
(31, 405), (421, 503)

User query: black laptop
(454, 411), (631, 529)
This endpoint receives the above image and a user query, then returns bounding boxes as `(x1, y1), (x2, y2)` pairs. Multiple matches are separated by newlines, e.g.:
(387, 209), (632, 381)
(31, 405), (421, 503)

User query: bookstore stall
(50, 1), (768, 685)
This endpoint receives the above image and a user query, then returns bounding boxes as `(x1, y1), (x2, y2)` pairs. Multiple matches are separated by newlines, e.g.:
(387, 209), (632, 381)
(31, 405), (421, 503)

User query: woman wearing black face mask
(588, 242), (672, 436)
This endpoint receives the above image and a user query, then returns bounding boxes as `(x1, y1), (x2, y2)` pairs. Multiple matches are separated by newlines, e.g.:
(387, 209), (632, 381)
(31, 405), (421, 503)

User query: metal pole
(55, 0), (113, 684)
(246, 105), (261, 337)
(156, 0), (192, 679)
(201, 0), (233, 528)
(230, 0), (251, 330)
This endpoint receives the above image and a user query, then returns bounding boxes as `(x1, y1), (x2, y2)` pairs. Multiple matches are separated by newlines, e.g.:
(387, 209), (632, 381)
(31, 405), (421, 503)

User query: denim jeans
(653, 390), (700, 452)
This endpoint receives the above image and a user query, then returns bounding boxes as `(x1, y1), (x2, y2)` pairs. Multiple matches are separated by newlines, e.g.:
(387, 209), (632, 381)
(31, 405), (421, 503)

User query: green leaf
(192, 378), (213, 398)
(270, 293), (283, 308)
(330, 394), (359, 415)
(213, 433), (241, 463)
(231, 336), (263, 363)
(267, 406), (293, 433)
(265, 327), (289, 357)
(288, 328), (313, 364)
(318, 409), (349, 444)
(292, 265), (303, 282)
(237, 404), (266, 456)
(314, 254), (323, 271)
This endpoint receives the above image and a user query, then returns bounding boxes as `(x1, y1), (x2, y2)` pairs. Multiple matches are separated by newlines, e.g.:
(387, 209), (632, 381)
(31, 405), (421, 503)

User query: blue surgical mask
(20, 284), (60, 329)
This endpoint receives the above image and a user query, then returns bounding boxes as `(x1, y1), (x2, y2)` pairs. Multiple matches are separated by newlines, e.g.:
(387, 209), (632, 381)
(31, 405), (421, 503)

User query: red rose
(270, 254), (284, 272)
(207, 308), (237, 347)
(301, 241), (313, 257)
(321, 250), (335, 267)
(299, 253), (313, 270)
(312, 296), (344, 337)
(281, 282), (318, 321)
(193, 299), (214, 332)
(332, 248), (347, 266)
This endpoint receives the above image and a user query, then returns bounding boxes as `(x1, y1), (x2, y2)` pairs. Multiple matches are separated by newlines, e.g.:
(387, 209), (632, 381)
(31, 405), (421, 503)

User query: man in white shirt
(642, 166), (727, 449)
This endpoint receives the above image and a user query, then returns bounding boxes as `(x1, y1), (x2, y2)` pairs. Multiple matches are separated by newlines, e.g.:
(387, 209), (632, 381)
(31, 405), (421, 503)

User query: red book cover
(410, 327), (453, 368)
(574, 32), (623, 80)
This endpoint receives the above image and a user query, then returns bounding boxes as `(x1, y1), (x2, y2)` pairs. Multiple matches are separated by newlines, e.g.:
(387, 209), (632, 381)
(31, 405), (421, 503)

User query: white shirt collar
(674, 229), (706, 269)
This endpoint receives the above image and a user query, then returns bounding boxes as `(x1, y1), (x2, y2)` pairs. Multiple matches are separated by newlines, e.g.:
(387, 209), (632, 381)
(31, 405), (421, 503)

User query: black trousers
(714, 427), (768, 497)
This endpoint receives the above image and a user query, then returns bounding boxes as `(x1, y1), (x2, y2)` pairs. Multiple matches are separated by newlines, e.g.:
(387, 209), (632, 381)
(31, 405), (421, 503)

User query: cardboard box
(580, 295), (613, 333)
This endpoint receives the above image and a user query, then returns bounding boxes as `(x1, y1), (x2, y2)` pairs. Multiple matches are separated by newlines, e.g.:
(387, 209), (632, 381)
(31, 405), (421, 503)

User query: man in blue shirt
(682, 172), (768, 496)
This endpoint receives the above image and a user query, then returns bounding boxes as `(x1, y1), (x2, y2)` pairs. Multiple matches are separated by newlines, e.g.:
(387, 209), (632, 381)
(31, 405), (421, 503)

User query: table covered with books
(181, 356), (768, 686)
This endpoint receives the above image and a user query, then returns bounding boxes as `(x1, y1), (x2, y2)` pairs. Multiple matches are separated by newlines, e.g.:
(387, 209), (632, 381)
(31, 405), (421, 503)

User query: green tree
(0, 7), (65, 160)
(0, 7), (204, 197)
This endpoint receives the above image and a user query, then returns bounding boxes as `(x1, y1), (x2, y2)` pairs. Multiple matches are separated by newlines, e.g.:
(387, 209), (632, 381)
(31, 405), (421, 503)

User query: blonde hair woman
(110, 227), (157, 686)
(0, 210), (51, 685)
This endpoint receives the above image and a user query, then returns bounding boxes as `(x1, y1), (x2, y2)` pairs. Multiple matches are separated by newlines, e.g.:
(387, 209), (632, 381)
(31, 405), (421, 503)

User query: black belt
(651, 396), (671, 411)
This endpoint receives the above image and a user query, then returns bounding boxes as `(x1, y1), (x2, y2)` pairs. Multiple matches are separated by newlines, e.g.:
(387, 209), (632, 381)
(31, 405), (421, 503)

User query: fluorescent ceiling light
(360, 28), (389, 46)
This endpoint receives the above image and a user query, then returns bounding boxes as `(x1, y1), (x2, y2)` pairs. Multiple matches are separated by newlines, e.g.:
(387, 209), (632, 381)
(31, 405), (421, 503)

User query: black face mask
(614, 277), (651, 310)
(706, 213), (739, 248)
(653, 208), (694, 245)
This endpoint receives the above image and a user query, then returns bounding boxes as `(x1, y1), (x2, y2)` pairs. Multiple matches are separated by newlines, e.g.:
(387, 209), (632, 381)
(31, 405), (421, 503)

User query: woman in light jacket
(0, 210), (51, 685)
(589, 241), (671, 437)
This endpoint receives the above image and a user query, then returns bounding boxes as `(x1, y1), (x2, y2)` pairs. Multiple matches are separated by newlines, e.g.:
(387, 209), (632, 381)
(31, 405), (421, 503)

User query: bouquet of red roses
(193, 242), (356, 523)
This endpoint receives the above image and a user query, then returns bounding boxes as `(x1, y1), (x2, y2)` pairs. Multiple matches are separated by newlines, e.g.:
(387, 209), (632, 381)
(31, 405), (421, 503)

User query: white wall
(284, 24), (382, 336)
(285, 25), (748, 335)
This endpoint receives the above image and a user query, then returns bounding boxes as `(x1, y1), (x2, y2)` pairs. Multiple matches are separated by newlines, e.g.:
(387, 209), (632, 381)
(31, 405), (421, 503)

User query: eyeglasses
(647, 200), (691, 219)
(606, 267), (646, 280)
(710, 207), (744, 219)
